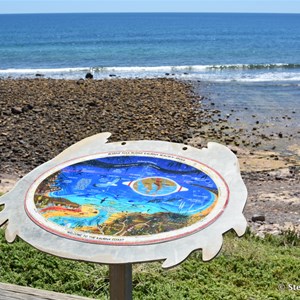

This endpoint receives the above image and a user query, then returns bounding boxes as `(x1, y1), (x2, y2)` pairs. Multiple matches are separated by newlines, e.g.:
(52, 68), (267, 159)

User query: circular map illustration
(25, 152), (229, 245)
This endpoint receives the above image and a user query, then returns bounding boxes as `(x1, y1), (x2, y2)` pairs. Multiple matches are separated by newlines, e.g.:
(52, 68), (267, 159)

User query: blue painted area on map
(48, 156), (218, 228)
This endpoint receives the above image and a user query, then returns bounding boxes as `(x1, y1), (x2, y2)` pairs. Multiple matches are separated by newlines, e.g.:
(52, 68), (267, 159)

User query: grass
(0, 191), (299, 299)
(0, 226), (299, 300)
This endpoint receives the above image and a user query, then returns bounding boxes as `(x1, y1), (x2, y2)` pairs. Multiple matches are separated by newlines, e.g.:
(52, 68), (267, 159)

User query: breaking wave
(205, 63), (300, 70)
(1, 63), (300, 82)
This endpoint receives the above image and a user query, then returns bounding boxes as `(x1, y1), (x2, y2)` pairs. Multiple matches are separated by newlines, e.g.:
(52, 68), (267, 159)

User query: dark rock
(22, 104), (34, 112)
(87, 101), (97, 107)
(85, 72), (93, 79)
(2, 110), (11, 116)
(252, 214), (266, 222)
(289, 166), (297, 174)
(35, 73), (44, 77)
(109, 74), (117, 77)
(76, 78), (85, 85)
(11, 107), (23, 114)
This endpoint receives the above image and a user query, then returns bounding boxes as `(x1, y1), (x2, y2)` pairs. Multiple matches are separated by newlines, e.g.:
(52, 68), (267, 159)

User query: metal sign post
(0, 133), (247, 299)
(109, 264), (132, 300)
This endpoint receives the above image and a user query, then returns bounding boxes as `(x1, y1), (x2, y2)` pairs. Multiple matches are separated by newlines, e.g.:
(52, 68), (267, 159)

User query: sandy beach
(0, 78), (299, 235)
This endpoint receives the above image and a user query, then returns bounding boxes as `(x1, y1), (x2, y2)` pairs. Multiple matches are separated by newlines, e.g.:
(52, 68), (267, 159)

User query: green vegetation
(0, 227), (299, 300)
(0, 191), (299, 299)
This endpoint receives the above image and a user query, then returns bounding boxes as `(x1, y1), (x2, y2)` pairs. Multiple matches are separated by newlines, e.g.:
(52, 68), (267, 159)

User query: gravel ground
(0, 78), (299, 235)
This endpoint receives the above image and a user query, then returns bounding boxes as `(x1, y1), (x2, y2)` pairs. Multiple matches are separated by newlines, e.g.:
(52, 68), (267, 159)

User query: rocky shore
(0, 78), (299, 236)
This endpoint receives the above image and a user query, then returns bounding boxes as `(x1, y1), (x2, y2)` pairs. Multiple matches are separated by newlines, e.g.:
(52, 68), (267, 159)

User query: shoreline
(0, 78), (299, 235)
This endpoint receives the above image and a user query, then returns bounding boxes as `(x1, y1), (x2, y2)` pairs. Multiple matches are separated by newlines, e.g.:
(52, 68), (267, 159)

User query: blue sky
(1, 0), (300, 14)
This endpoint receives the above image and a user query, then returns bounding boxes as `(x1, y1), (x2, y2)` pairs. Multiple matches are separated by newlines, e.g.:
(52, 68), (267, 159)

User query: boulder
(85, 72), (93, 79)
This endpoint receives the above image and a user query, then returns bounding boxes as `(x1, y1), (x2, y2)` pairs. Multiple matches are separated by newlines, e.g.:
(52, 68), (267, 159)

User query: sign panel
(25, 152), (229, 245)
(0, 133), (247, 268)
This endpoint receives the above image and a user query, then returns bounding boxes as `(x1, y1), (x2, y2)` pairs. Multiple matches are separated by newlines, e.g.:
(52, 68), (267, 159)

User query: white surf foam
(1, 64), (300, 82)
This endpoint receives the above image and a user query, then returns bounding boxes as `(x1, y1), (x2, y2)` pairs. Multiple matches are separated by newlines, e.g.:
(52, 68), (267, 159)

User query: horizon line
(1, 11), (300, 15)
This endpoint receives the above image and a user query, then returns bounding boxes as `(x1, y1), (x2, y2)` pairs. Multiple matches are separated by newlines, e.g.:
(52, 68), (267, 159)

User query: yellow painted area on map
(42, 204), (98, 219)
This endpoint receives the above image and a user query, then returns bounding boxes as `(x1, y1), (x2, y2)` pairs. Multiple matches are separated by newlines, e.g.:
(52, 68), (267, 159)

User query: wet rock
(85, 72), (93, 79)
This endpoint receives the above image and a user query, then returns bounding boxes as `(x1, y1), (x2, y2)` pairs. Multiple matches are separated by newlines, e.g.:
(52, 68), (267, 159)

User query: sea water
(0, 13), (299, 80)
(0, 13), (299, 148)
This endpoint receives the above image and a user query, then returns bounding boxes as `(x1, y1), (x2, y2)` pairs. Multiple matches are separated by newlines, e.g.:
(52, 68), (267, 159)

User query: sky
(1, 0), (300, 14)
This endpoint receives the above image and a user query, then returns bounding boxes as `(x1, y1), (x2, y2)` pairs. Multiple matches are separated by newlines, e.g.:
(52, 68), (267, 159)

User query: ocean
(0, 13), (300, 81)
(0, 13), (299, 151)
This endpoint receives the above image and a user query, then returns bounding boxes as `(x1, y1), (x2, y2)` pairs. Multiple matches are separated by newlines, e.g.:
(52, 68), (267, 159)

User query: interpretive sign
(26, 153), (228, 246)
(0, 133), (247, 269)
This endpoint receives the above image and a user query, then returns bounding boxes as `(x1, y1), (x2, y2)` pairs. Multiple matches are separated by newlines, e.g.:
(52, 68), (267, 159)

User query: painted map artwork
(26, 153), (228, 245)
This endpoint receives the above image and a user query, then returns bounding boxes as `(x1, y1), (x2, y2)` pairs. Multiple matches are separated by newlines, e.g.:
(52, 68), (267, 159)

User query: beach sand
(0, 78), (299, 235)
